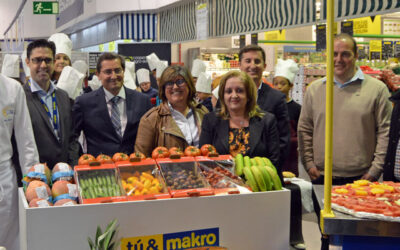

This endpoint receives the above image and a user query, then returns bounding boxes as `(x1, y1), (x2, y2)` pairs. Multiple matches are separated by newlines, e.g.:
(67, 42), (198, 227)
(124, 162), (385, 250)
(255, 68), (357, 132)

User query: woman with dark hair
(135, 65), (209, 157)
(48, 33), (72, 83)
(199, 70), (280, 169)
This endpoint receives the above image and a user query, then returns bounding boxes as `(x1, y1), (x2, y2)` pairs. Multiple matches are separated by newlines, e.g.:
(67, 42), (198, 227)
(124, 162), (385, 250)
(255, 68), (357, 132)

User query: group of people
(1, 32), (399, 250)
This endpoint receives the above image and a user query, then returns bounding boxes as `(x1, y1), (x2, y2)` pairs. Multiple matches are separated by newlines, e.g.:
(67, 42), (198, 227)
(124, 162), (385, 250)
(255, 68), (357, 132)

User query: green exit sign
(33, 1), (59, 14)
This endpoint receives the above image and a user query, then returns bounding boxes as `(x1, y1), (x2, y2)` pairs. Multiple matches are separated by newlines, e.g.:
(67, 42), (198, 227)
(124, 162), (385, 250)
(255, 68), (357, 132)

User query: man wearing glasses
(24, 39), (80, 169)
(72, 52), (152, 157)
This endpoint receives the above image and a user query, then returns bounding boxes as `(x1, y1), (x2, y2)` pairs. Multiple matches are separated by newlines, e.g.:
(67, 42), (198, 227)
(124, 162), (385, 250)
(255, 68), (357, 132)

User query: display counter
(19, 187), (290, 250)
(313, 185), (400, 249)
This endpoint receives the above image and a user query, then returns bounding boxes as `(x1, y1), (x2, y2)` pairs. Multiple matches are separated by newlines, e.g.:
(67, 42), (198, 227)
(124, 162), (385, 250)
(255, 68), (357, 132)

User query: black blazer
(384, 90), (400, 181)
(72, 87), (152, 156)
(257, 83), (290, 166)
(199, 111), (281, 179)
(23, 84), (80, 169)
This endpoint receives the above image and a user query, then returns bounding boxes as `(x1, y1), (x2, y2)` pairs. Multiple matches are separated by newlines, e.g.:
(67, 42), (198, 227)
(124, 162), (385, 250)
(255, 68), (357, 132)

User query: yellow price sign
(350, 15), (381, 34)
(264, 30), (286, 41)
(109, 41), (116, 52)
(369, 40), (382, 52)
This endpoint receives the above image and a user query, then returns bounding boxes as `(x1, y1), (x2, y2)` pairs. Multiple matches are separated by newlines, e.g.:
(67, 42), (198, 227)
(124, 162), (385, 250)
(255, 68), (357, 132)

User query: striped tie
(110, 96), (122, 138)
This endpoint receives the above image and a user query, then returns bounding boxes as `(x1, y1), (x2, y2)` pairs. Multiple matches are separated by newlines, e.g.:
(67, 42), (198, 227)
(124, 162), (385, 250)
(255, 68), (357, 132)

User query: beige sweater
(298, 74), (392, 179)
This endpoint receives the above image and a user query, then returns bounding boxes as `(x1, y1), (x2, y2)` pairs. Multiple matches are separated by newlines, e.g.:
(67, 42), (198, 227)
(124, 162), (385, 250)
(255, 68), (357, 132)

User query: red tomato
(96, 154), (113, 164)
(112, 152), (129, 162)
(169, 147), (184, 156)
(129, 152), (146, 159)
(200, 144), (217, 156)
(152, 147), (170, 159)
(184, 146), (201, 157)
(78, 154), (96, 165)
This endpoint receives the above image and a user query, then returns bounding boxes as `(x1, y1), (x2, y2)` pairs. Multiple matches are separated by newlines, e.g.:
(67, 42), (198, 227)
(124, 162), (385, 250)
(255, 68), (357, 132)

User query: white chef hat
(57, 66), (84, 100)
(274, 59), (299, 84)
(21, 49), (30, 77)
(156, 60), (168, 78)
(191, 59), (206, 78)
(212, 85), (220, 99)
(195, 72), (212, 94)
(1, 54), (20, 78)
(72, 60), (88, 75)
(136, 68), (150, 84)
(88, 75), (102, 91)
(123, 69), (137, 90)
(146, 53), (159, 71)
(125, 61), (135, 76)
(48, 33), (72, 59)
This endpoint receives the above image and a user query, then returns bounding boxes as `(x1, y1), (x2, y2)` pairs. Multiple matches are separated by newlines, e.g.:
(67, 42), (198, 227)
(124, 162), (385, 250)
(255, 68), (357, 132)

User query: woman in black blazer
(199, 71), (280, 169)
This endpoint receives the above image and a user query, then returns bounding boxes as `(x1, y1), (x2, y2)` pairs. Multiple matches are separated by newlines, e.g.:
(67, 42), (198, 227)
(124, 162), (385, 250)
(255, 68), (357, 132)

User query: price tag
(34, 164), (45, 174)
(35, 186), (49, 199)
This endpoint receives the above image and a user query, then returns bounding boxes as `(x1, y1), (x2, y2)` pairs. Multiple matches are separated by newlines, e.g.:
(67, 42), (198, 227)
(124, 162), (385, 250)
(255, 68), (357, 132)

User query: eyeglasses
(101, 68), (123, 75)
(164, 79), (186, 89)
(31, 57), (53, 65)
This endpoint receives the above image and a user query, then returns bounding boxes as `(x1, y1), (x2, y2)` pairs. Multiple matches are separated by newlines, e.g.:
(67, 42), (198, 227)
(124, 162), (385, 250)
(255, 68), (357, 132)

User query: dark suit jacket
(199, 111), (281, 180)
(257, 83), (290, 166)
(384, 90), (400, 181)
(23, 84), (80, 169)
(72, 87), (152, 156)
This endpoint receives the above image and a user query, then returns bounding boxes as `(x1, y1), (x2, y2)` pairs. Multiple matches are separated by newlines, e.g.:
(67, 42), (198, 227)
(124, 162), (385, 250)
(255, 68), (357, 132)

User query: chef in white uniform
(0, 73), (39, 250)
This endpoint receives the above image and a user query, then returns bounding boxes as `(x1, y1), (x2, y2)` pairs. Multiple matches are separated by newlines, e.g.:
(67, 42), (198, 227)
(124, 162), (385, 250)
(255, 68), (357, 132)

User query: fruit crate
(201, 155), (235, 173)
(74, 164), (127, 204)
(195, 156), (241, 182)
(156, 157), (214, 198)
(115, 158), (171, 201)
(197, 161), (250, 195)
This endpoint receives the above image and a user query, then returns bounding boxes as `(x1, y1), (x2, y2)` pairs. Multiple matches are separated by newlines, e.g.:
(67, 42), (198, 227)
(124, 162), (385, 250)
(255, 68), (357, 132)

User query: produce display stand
(19, 187), (290, 250)
(314, 185), (400, 249)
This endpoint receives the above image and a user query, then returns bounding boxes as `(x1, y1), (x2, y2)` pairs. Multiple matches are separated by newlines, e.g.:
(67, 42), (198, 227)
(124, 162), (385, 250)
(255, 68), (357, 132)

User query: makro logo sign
(121, 227), (219, 250)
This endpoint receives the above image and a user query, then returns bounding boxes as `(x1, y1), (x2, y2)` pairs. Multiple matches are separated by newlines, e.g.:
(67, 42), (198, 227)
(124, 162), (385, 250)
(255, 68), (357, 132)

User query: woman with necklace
(135, 65), (209, 157)
(199, 71), (280, 170)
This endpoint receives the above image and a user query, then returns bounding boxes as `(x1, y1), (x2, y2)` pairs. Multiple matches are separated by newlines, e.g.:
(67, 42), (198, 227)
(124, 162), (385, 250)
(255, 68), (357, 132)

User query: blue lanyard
(28, 80), (59, 131)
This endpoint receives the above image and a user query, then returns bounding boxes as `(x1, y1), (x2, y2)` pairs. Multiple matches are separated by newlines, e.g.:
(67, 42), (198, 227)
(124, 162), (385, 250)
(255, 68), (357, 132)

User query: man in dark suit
(239, 45), (290, 167)
(24, 39), (80, 169)
(72, 52), (152, 156)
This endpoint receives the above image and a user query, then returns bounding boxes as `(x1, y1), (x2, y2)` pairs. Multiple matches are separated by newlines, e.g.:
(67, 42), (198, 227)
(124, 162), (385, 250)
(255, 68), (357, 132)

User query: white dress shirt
(168, 102), (199, 147)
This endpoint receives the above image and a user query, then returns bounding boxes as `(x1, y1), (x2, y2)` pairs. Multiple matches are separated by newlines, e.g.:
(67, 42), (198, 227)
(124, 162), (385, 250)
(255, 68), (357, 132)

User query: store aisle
(295, 161), (322, 250)
(301, 212), (321, 250)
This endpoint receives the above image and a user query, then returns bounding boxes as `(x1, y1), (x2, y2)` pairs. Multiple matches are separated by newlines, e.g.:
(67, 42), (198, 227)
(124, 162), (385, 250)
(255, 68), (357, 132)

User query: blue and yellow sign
(121, 228), (219, 250)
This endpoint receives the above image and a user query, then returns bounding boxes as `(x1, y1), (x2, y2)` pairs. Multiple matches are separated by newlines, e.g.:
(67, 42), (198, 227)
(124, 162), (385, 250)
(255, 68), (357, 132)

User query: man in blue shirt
(23, 39), (80, 169)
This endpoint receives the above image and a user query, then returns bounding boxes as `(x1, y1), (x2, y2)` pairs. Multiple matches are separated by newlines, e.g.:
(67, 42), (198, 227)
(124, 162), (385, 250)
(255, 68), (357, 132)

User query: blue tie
(110, 96), (122, 138)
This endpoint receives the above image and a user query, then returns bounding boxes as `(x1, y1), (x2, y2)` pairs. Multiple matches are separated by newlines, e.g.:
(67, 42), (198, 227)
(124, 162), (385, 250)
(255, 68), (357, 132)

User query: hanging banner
(251, 33), (258, 45)
(196, 3), (208, 40)
(382, 41), (394, 60)
(350, 16), (381, 35)
(316, 24), (326, 51)
(394, 42), (400, 58)
(118, 42), (171, 71)
(88, 52), (102, 74)
(341, 21), (353, 36)
(239, 35), (246, 48)
(369, 40), (382, 60)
